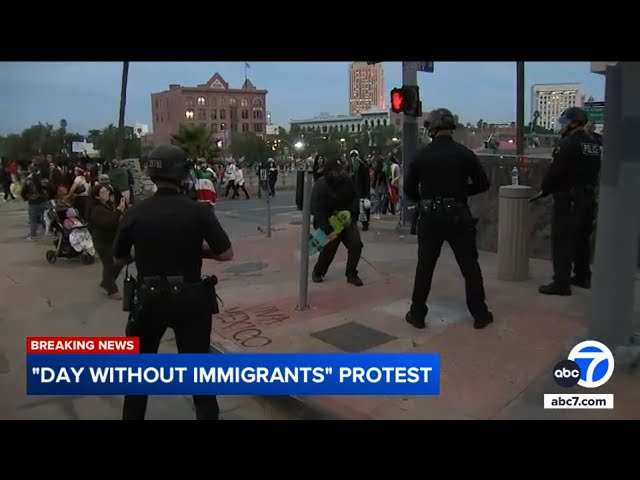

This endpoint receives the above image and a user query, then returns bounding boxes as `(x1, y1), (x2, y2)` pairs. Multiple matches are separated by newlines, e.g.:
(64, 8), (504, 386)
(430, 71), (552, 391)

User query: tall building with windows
(150, 73), (268, 147)
(349, 62), (385, 116)
(530, 83), (583, 130)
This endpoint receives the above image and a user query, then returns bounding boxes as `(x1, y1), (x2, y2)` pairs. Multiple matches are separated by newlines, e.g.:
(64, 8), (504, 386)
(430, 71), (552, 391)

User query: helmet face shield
(554, 115), (571, 134)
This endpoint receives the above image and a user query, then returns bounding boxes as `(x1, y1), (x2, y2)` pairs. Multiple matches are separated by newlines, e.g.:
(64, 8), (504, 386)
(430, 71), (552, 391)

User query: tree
(228, 132), (270, 166)
(170, 124), (220, 160)
(92, 124), (141, 160)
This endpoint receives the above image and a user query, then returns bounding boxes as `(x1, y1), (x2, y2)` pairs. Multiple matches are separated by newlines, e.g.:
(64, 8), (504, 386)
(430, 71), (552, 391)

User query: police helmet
(146, 145), (189, 182)
(425, 108), (457, 136)
(323, 156), (345, 174)
(554, 107), (589, 134)
(349, 149), (359, 157)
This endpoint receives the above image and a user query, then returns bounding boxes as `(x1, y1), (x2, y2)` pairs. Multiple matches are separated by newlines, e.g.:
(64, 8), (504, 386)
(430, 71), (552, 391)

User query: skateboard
(309, 211), (351, 256)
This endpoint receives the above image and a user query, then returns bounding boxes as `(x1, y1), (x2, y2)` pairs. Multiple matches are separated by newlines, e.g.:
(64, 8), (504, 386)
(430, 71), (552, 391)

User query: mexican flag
(194, 167), (218, 205)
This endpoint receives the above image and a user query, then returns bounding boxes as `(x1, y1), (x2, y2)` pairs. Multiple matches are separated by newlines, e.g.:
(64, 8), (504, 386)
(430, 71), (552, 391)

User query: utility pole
(401, 62), (419, 228)
(586, 62), (640, 369)
(515, 62), (525, 156)
(116, 61), (129, 160)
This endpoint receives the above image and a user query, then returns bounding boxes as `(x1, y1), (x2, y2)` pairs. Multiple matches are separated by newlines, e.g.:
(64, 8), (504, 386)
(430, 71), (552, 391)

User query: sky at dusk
(0, 61), (605, 135)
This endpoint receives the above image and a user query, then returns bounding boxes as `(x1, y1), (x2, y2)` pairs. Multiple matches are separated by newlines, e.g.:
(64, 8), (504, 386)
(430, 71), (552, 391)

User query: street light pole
(516, 62), (525, 157)
(116, 61), (129, 160)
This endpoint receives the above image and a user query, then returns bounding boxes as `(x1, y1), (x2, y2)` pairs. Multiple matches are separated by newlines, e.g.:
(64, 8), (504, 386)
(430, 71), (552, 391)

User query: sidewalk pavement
(209, 213), (640, 420)
(0, 202), (321, 420)
(1, 201), (638, 420)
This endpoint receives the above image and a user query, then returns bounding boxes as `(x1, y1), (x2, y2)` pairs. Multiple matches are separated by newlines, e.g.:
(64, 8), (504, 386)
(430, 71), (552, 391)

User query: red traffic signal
(391, 88), (405, 113)
(390, 86), (421, 116)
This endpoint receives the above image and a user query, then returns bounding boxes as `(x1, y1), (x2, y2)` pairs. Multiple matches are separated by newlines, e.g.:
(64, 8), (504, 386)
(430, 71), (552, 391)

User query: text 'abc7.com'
(544, 340), (615, 410)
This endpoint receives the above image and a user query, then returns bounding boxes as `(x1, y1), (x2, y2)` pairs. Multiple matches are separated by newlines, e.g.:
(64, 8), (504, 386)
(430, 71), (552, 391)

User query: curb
(208, 341), (367, 420)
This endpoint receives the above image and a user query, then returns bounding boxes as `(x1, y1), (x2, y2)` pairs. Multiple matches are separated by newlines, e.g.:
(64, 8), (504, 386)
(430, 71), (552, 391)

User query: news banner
(26, 337), (441, 396)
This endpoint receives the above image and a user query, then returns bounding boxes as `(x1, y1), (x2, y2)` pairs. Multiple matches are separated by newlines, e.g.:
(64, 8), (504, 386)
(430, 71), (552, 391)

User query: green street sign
(584, 101), (604, 124)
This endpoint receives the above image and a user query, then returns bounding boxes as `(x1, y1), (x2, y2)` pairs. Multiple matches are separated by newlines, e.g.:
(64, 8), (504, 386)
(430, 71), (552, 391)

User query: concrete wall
(470, 155), (553, 260)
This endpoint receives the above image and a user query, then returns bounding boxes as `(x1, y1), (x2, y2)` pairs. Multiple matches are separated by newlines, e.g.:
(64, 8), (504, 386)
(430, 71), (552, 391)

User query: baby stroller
(44, 200), (96, 265)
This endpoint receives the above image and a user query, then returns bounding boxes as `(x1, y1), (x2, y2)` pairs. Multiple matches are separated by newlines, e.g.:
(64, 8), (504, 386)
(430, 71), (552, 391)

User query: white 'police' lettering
(581, 143), (601, 156)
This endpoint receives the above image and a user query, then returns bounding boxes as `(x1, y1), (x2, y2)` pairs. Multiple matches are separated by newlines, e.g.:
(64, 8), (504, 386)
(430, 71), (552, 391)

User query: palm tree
(116, 61), (129, 160)
(171, 124), (218, 160)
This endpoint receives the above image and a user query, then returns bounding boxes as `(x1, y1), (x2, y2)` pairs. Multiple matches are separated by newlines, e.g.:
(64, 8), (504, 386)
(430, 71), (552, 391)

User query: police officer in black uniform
(404, 108), (493, 330)
(113, 145), (233, 420)
(537, 107), (601, 295)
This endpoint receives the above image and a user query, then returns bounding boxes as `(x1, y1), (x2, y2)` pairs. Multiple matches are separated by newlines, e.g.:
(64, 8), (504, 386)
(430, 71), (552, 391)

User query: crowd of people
(0, 155), (136, 299)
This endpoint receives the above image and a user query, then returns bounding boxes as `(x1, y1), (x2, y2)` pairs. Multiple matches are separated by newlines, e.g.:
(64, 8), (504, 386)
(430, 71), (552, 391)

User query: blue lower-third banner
(27, 353), (440, 396)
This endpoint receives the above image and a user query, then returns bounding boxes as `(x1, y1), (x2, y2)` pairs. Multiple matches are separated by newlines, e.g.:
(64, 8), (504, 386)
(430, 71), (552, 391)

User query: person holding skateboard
(310, 156), (364, 286)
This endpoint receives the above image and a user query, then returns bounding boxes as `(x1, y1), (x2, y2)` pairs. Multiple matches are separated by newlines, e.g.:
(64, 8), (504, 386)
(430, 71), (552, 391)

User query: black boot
(538, 282), (571, 296)
(405, 310), (427, 329)
(473, 311), (494, 329)
(571, 276), (591, 289)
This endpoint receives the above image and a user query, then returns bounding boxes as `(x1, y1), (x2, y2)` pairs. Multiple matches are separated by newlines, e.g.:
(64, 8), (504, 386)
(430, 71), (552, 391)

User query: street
(214, 190), (300, 236)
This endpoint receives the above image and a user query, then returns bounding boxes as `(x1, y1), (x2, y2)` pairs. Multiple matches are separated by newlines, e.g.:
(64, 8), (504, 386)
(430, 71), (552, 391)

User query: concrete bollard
(497, 185), (533, 281)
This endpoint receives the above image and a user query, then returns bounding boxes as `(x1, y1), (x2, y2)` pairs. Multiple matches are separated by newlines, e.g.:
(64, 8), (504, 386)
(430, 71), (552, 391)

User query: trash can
(296, 170), (305, 211)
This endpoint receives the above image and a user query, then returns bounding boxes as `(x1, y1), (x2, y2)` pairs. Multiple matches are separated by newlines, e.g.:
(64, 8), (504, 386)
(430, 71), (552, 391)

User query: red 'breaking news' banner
(27, 336), (140, 354)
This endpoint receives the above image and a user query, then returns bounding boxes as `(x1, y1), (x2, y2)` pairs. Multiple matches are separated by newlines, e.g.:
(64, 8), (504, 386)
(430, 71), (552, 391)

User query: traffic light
(390, 88), (405, 113)
(390, 86), (421, 117)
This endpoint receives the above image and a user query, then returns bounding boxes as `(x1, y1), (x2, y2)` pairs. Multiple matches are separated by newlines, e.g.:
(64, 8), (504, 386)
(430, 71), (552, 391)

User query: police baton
(528, 191), (544, 203)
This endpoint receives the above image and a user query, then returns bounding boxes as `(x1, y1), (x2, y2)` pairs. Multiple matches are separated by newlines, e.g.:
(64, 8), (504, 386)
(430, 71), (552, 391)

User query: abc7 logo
(553, 340), (615, 388)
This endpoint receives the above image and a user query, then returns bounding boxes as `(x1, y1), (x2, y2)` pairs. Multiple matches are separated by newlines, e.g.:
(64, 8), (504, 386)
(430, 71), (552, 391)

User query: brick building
(150, 73), (268, 147)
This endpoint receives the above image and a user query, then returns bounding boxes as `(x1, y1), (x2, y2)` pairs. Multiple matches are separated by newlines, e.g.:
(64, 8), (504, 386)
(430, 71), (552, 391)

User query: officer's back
(119, 192), (226, 282)
(406, 134), (489, 202)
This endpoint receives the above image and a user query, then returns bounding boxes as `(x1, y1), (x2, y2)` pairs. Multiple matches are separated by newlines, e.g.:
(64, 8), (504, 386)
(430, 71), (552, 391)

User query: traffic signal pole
(586, 62), (640, 370)
(400, 62), (419, 229)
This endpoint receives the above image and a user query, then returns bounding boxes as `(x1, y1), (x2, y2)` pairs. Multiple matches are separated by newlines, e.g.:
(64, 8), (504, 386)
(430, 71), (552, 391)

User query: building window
(197, 96), (206, 106)
(211, 123), (218, 132)
(221, 123), (226, 131)
(185, 97), (194, 107)
(241, 98), (248, 107)
(241, 109), (249, 119)
(252, 98), (263, 107)
(230, 109), (236, 120)
(154, 99), (158, 108)
(220, 109), (226, 120)
(198, 109), (206, 120)
(229, 98), (237, 106)
(252, 109), (263, 120)
(231, 123), (238, 132)
(242, 123), (249, 132)
(211, 110), (217, 120)
(185, 109), (194, 120)
(383, 119), (387, 126)
(253, 123), (263, 133)
(155, 114), (159, 123)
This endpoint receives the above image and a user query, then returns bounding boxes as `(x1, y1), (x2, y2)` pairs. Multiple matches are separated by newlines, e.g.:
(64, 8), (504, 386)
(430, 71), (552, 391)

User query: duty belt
(420, 197), (461, 209)
(138, 275), (201, 295)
